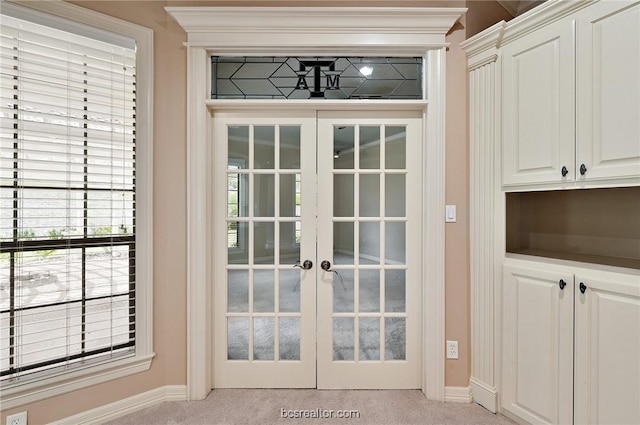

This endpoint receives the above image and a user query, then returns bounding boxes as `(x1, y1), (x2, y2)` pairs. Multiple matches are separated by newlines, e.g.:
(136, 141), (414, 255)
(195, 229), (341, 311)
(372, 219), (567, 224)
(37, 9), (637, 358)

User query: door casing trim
(166, 6), (465, 402)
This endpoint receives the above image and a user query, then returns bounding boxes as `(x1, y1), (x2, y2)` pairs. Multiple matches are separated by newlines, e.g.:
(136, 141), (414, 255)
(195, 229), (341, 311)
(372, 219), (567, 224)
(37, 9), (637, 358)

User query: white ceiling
(496, 0), (546, 17)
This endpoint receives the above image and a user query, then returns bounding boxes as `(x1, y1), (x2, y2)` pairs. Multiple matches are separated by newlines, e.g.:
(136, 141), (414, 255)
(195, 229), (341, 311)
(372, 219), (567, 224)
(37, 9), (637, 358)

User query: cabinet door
(502, 262), (574, 425)
(574, 270), (640, 425)
(502, 20), (575, 187)
(576, 2), (640, 182)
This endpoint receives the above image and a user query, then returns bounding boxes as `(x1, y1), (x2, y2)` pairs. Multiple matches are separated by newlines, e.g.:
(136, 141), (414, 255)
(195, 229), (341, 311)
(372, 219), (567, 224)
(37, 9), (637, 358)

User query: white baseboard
(444, 386), (472, 403)
(469, 378), (498, 413)
(49, 385), (187, 425)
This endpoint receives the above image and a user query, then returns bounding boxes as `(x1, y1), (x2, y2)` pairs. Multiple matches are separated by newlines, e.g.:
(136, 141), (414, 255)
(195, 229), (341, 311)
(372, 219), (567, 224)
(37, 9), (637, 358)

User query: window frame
(0, 0), (154, 410)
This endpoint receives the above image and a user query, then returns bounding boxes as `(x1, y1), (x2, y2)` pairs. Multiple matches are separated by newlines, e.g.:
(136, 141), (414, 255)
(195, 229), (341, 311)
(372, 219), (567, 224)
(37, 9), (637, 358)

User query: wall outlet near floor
(446, 340), (459, 359)
(6, 411), (27, 425)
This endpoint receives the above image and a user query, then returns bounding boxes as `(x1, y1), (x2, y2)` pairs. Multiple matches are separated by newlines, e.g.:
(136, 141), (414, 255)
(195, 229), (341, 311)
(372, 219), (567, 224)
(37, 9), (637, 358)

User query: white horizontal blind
(0, 13), (137, 382)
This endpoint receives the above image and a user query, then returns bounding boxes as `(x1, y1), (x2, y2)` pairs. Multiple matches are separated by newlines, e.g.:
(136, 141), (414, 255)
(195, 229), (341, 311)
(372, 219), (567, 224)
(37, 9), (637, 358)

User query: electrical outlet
(446, 340), (459, 359)
(6, 411), (27, 425)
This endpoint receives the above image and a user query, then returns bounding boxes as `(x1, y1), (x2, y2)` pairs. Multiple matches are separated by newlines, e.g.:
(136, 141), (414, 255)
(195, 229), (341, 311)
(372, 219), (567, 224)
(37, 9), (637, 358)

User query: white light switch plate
(445, 205), (456, 223)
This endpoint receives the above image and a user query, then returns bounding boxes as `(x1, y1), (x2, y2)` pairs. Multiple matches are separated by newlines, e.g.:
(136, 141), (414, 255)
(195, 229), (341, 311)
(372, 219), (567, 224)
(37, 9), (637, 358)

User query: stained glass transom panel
(211, 57), (423, 100)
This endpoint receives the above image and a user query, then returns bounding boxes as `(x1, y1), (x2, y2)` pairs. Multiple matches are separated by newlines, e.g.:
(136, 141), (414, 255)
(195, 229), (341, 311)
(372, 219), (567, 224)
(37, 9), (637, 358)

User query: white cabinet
(576, 1), (640, 182)
(574, 270), (640, 425)
(502, 1), (640, 188)
(502, 19), (575, 186)
(502, 261), (574, 425)
(502, 258), (640, 425)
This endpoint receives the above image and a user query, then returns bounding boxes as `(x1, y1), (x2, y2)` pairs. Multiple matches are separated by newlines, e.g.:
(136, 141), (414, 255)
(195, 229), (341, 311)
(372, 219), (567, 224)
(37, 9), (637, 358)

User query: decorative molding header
(460, 21), (506, 70)
(166, 7), (466, 55)
(499, 0), (597, 46)
(461, 0), (600, 69)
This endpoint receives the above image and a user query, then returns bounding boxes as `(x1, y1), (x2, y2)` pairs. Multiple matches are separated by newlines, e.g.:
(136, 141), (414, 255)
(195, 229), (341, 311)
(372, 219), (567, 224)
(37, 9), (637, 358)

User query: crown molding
(460, 21), (506, 70)
(166, 7), (466, 53)
(500, 0), (597, 45)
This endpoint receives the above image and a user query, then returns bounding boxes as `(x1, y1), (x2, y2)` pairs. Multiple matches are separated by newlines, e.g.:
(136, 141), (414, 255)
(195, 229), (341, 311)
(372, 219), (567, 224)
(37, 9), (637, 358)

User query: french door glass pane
(279, 174), (300, 217)
(385, 317), (406, 360)
(333, 317), (354, 361)
(279, 317), (300, 360)
(228, 222), (249, 264)
(279, 270), (301, 313)
(253, 270), (274, 312)
(385, 222), (406, 264)
(385, 126), (406, 169)
(279, 222), (300, 263)
(359, 222), (380, 264)
(228, 270), (249, 312)
(334, 126), (354, 169)
(254, 126), (275, 169)
(254, 222), (275, 264)
(333, 174), (354, 217)
(253, 317), (275, 360)
(228, 317), (249, 360)
(385, 174), (406, 217)
(254, 174), (275, 217)
(359, 270), (380, 312)
(359, 174), (380, 217)
(333, 270), (354, 313)
(385, 270), (406, 312)
(329, 122), (409, 367)
(333, 222), (354, 265)
(280, 126), (301, 169)
(359, 317), (381, 360)
(228, 126), (249, 167)
(359, 126), (380, 169)
(225, 123), (305, 365)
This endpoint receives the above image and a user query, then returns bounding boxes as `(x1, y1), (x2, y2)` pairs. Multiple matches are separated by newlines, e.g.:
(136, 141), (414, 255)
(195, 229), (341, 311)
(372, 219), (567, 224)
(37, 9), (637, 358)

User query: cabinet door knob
(559, 279), (566, 290)
(561, 166), (568, 177)
(579, 282), (587, 294)
(579, 163), (587, 176)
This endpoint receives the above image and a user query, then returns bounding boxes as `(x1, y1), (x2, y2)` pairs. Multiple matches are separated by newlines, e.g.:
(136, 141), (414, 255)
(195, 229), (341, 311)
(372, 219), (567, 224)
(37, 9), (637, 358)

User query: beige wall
(2, 2), (188, 423)
(1, 1), (510, 422)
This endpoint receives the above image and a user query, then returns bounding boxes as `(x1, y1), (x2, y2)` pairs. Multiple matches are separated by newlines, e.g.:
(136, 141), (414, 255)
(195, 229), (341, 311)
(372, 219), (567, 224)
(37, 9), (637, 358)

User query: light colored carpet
(104, 389), (516, 425)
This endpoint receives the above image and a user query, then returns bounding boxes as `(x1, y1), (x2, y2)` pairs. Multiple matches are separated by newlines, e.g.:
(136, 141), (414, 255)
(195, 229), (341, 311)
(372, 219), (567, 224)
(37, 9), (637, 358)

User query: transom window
(211, 56), (424, 100)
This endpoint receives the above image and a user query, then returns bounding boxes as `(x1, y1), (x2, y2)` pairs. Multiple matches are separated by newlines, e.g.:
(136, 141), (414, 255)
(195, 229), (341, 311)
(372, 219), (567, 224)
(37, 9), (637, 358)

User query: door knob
(579, 163), (587, 176)
(321, 260), (332, 271)
(558, 279), (566, 290)
(561, 166), (568, 177)
(579, 282), (587, 294)
(294, 260), (313, 270)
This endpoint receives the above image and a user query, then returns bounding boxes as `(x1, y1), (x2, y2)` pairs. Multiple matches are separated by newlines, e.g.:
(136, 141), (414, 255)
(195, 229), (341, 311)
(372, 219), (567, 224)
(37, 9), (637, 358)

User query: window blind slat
(1, 9), (138, 382)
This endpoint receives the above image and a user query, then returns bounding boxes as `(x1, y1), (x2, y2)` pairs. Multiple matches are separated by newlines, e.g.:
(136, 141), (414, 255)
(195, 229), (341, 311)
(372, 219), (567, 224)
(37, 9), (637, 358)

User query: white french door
(213, 110), (422, 389)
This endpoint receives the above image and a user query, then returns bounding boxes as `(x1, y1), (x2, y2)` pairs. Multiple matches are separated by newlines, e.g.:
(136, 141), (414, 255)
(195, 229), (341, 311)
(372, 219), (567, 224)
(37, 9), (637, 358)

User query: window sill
(0, 352), (155, 410)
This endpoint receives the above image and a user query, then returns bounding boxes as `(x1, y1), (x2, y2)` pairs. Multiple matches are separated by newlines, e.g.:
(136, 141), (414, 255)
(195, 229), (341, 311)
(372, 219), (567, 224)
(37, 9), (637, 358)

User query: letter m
(326, 72), (340, 90)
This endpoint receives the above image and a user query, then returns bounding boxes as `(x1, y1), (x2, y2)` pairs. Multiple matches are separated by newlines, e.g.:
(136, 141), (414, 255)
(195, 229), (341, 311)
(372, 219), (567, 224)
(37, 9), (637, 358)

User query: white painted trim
(186, 46), (212, 401)
(0, 355), (154, 411)
(166, 7), (466, 54)
(459, 21), (505, 71)
(500, 0), (597, 46)
(464, 58), (500, 414)
(168, 6), (464, 402)
(445, 386), (473, 403)
(0, 0), (154, 410)
(206, 99), (429, 112)
(470, 378), (498, 412)
(422, 47), (447, 402)
(48, 385), (187, 425)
